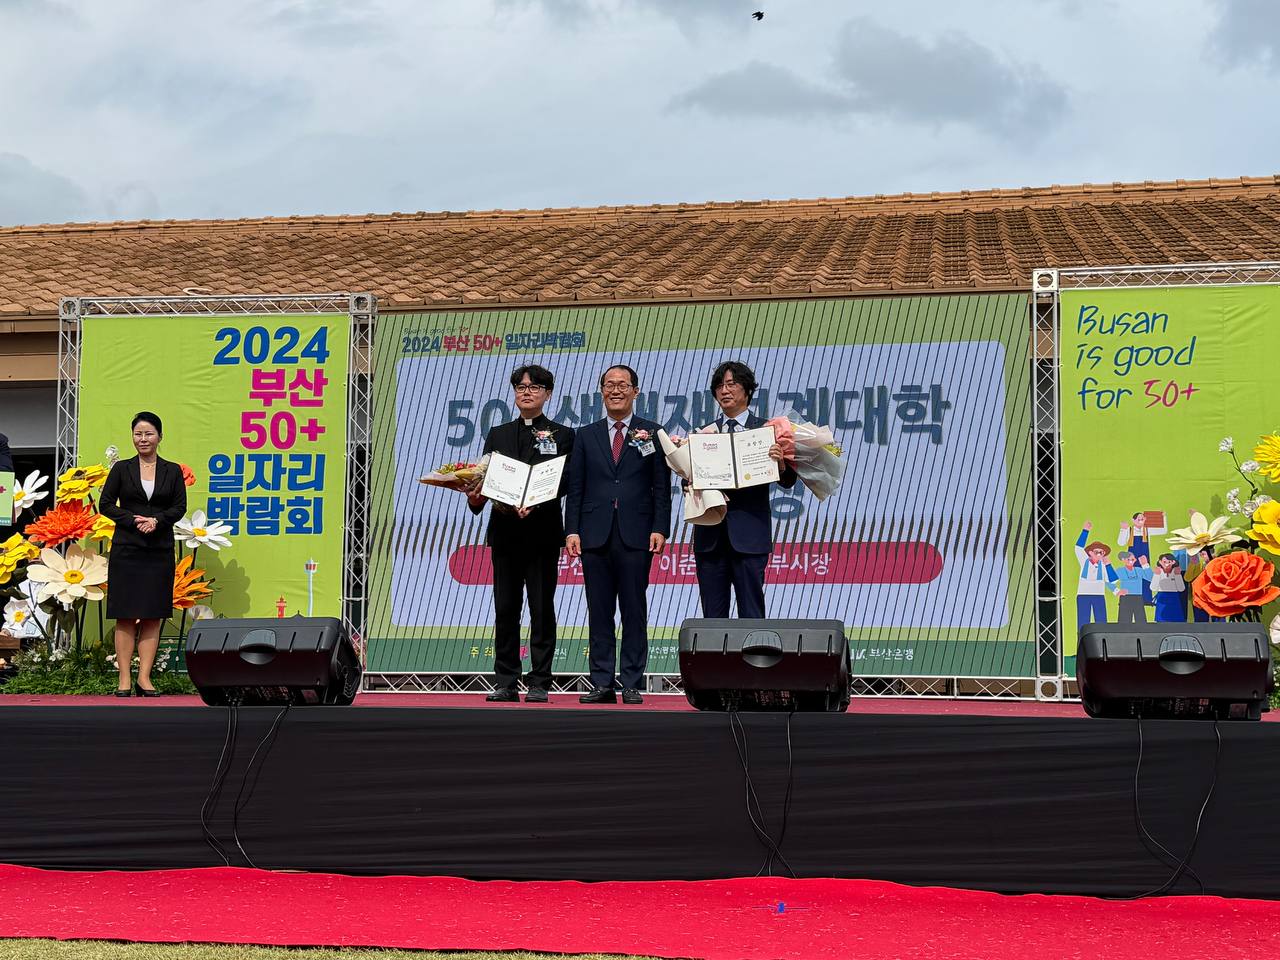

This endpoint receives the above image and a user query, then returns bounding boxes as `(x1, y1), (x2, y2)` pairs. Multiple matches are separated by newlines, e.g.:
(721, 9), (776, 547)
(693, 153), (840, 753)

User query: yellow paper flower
(1166, 511), (1244, 553)
(88, 515), (116, 543)
(1248, 500), (1280, 557)
(25, 545), (108, 606)
(55, 464), (109, 502)
(0, 534), (40, 585)
(1255, 434), (1280, 484)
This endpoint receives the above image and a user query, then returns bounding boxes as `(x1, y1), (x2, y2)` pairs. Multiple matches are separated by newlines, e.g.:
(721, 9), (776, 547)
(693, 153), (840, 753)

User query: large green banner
(77, 313), (349, 619)
(1060, 284), (1280, 665)
(367, 295), (1036, 677)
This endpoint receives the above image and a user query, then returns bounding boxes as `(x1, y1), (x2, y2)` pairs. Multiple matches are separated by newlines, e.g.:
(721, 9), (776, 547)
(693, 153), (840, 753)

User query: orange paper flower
(172, 554), (214, 610)
(1191, 550), (1280, 618)
(180, 463), (196, 487)
(23, 501), (98, 549)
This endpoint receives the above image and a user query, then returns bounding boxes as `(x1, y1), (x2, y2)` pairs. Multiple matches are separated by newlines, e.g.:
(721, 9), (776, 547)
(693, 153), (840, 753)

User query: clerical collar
(521, 414), (546, 427)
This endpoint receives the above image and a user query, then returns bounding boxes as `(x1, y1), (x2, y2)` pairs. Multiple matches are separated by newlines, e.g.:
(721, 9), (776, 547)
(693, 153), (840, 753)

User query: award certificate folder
(688, 427), (779, 490)
(480, 453), (566, 509)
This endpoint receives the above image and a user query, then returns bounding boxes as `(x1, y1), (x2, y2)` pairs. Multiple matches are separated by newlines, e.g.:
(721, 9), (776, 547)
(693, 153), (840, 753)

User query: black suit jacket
(99, 456), (187, 551)
(469, 416), (575, 550)
(692, 412), (797, 555)
(564, 416), (672, 551)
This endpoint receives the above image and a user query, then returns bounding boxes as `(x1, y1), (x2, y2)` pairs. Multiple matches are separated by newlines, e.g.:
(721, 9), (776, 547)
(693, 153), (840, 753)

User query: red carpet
(1, 865), (1278, 959)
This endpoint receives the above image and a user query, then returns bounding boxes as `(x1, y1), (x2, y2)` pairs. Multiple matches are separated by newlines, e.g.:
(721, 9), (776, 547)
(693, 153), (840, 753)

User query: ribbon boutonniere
(628, 428), (652, 446)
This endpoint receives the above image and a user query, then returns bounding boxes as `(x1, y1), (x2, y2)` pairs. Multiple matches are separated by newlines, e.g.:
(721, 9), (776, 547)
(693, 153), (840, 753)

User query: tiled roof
(1, 175), (1279, 317)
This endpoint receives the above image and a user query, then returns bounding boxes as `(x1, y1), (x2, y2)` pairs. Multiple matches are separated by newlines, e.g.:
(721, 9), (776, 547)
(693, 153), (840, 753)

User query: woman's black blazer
(99, 456), (187, 550)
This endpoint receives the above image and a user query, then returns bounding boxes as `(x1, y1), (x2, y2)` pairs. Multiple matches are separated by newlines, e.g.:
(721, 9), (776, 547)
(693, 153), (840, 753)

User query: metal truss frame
(56, 293), (376, 658)
(1029, 261), (1280, 700)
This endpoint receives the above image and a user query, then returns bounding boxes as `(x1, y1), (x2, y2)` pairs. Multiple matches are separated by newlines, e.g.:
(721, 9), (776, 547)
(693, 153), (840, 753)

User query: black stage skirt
(105, 545), (174, 620)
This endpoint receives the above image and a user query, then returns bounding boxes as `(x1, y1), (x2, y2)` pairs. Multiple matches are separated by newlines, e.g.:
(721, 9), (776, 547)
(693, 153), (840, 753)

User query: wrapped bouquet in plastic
(765, 412), (845, 501)
(418, 455), (490, 492)
(657, 429), (727, 525)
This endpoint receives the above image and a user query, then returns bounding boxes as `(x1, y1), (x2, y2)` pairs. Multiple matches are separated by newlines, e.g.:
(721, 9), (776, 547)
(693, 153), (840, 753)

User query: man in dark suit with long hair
(693, 361), (795, 618)
(564, 364), (671, 704)
(468, 365), (575, 703)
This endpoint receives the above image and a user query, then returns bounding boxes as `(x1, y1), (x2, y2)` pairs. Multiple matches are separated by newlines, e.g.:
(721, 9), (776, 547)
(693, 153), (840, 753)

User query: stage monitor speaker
(1077, 621), (1273, 720)
(678, 618), (851, 712)
(185, 617), (361, 706)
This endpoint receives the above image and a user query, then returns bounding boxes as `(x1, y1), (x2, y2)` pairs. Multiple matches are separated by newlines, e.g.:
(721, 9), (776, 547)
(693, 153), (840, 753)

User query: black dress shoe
(525, 688), (549, 703)
(486, 688), (519, 702)
(114, 688), (132, 698)
(621, 688), (643, 705)
(579, 686), (617, 704)
(135, 685), (161, 698)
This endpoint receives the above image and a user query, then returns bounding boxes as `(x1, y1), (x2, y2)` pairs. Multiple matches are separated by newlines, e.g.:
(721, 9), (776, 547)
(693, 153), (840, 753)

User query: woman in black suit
(99, 412), (187, 697)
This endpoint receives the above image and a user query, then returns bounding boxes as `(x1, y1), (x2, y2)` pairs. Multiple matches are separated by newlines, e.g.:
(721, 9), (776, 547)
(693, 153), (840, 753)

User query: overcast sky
(0, 0), (1277, 226)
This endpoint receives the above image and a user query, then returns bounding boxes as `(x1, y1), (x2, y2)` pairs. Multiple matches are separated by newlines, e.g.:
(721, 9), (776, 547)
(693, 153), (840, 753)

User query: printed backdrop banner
(77, 313), (349, 619)
(1059, 284), (1280, 664)
(367, 295), (1035, 677)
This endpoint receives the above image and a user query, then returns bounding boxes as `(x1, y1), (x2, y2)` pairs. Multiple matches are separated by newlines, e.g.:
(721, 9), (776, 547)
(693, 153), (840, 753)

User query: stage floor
(0, 692), (1114, 718)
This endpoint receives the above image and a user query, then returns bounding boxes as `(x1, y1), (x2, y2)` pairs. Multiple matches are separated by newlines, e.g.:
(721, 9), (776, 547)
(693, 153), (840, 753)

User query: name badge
(638, 441), (656, 457)
(535, 439), (557, 455)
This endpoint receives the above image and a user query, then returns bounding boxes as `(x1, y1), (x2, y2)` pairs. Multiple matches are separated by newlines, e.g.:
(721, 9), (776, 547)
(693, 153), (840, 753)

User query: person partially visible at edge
(98, 413), (187, 697)
(466, 365), (575, 704)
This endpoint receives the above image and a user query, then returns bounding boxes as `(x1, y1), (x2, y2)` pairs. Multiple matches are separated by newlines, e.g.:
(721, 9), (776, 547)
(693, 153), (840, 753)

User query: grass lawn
(0, 944), (661, 960)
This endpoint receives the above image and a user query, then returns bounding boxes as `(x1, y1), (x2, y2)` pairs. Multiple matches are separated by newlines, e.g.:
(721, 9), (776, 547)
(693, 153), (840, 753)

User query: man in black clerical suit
(468, 365), (575, 703)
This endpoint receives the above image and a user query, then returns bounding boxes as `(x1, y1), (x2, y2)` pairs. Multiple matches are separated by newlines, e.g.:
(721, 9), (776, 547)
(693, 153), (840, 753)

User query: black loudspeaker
(1077, 622), (1274, 720)
(678, 618), (851, 712)
(185, 617), (362, 706)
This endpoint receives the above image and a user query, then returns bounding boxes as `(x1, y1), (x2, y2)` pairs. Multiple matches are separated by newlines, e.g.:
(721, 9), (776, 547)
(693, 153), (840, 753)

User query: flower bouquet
(657, 429), (727, 526)
(418, 456), (490, 492)
(765, 410), (846, 502)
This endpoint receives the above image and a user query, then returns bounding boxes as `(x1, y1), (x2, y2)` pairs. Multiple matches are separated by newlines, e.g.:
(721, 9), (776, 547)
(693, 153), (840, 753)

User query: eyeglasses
(514, 384), (546, 394)
(601, 381), (634, 392)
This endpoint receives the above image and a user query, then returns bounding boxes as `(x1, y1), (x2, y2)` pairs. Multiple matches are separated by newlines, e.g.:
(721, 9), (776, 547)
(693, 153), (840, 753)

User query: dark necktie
(725, 419), (738, 434)
(611, 421), (625, 463)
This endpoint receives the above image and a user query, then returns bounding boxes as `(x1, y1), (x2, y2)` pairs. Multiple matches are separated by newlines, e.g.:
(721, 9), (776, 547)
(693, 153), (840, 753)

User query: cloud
(672, 17), (1067, 139)
(832, 17), (1067, 136)
(0, 153), (91, 226)
(493, 0), (744, 29)
(260, 0), (389, 45)
(0, 0), (78, 21)
(672, 60), (853, 119)
(80, 58), (308, 130)
(1207, 0), (1280, 71)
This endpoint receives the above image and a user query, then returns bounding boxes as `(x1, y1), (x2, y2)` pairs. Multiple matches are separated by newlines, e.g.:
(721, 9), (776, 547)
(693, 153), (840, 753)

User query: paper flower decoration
(1247, 500), (1280, 557)
(180, 463), (197, 487)
(54, 464), (109, 502)
(1191, 551), (1280, 619)
(174, 510), (233, 551)
(1166, 511), (1243, 554)
(1254, 434), (1280, 484)
(0, 534), (40, 586)
(24, 500), (98, 549)
(3, 598), (33, 633)
(173, 555), (214, 610)
(12, 471), (49, 514)
(88, 514), (116, 543)
(25, 545), (108, 606)
(104, 445), (120, 467)
(189, 604), (215, 621)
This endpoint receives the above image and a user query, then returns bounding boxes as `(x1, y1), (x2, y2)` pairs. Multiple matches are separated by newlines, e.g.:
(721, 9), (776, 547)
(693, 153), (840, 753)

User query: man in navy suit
(564, 364), (671, 704)
(693, 361), (796, 619)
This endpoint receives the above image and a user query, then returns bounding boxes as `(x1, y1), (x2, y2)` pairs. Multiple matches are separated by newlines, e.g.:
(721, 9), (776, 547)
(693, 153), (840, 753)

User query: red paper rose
(1192, 550), (1280, 618)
